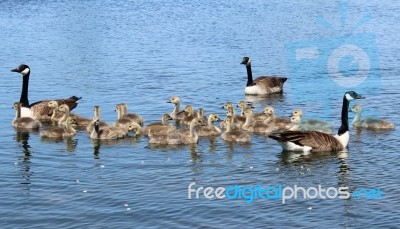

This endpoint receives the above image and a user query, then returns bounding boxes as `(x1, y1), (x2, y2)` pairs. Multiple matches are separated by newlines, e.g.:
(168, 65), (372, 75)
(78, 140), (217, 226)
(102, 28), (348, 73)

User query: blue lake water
(0, 0), (399, 228)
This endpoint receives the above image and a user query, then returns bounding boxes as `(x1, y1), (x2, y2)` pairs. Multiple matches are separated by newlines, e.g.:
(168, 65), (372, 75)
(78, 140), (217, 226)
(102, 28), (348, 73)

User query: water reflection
(279, 149), (349, 164)
(244, 93), (286, 105)
(40, 137), (78, 152)
(91, 135), (142, 159)
(13, 131), (33, 193)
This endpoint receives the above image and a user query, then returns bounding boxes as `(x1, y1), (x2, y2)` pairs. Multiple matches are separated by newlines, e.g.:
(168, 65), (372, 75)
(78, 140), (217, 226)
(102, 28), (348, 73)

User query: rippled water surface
(1, 0), (399, 228)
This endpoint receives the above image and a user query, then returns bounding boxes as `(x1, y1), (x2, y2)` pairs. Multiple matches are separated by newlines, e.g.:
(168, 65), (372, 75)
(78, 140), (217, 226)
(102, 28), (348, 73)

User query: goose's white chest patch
(21, 107), (33, 118)
(245, 85), (265, 95)
(334, 131), (350, 148)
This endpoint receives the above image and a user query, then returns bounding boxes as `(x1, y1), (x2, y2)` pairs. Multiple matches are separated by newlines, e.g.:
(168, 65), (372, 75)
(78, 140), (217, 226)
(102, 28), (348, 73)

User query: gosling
(40, 117), (77, 139)
(350, 104), (395, 130)
(120, 103), (144, 126)
(143, 114), (175, 136)
(148, 118), (205, 145)
(86, 106), (108, 133)
(12, 102), (41, 129)
(90, 119), (132, 140)
(167, 96), (185, 120)
(195, 113), (222, 137)
(221, 116), (251, 143)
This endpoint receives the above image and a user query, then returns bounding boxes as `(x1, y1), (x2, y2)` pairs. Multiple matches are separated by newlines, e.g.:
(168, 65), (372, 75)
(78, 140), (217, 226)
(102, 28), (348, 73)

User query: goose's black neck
(337, 96), (350, 135)
(20, 72), (30, 107)
(245, 64), (254, 87)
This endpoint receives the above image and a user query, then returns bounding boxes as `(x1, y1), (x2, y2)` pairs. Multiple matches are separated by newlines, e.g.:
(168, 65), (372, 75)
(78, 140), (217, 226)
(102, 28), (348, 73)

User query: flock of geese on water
(10, 57), (395, 153)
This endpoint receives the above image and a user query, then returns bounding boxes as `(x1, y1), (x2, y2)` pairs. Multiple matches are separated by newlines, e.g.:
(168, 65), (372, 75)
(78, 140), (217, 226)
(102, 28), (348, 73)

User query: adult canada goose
(90, 119), (131, 140)
(195, 113), (222, 137)
(148, 118), (205, 145)
(86, 106), (108, 133)
(180, 105), (196, 125)
(40, 117), (78, 139)
(57, 104), (91, 127)
(11, 64), (81, 120)
(268, 91), (365, 152)
(120, 103), (144, 126)
(240, 57), (287, 95)
(143, 114), (175, 136)
(350, 104), (395, 130)
(290, 109), (333, 134)
(12, 102), (41, 129)
(221, 116), (251, 143)
(167, 96), (185, 120)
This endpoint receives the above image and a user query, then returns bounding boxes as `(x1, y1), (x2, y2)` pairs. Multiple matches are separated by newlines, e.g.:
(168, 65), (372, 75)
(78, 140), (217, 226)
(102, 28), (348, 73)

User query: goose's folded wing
(269, 131), (343, 152)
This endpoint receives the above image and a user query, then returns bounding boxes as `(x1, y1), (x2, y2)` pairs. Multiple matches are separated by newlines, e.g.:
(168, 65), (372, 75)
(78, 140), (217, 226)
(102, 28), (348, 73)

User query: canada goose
(120, 103), (144, 126)
(148, 118), (205, 145)
(221, 116), (251, 143)
(197, 108), (208, 123)
(90, 119), (131, 140)
(180, 105), (196, 125)
(222, 102), (233, 110)
(57, 104), (91, 128)
(128, 122), (143, 136)
(252, 107), (272, 122)
(236, 101), (248, 116)
(268, 91), (365, 152)
(350, 104), (395, 130)
(47, 100), (64, 122)
(262, 106), (288, 124)
(49, 101), (91, 127)
(195, 113), (222, 136)
(242, 108), (275, 133)
(240, 57), (287, 95)
(143, 114), (176, 136)
(11, 64), (81, 120)
(221, 106), (246, 130)
(273, 115), (302, 132)
(290, 109), (333, 133)
(12, 102), (41, 129)
(40, 117), (78, 139)
(114, 104), (134, 132)
(86, 106), (108, 133)
(167, 96), (185, 120)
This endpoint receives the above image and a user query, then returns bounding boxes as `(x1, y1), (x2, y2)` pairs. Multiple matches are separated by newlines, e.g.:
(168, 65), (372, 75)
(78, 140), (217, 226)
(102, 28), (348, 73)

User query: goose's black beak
(11, 68), (19, 73)
(357, 95), (365, 99)
(167, 101), (172, 103)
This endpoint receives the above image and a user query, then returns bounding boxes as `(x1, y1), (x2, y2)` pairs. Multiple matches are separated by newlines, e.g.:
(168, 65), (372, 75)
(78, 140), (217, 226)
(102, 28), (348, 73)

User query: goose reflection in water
(13, 131), (33, 193)
(40, 136), (78, 153)
(91, 135), (142, 159)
